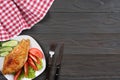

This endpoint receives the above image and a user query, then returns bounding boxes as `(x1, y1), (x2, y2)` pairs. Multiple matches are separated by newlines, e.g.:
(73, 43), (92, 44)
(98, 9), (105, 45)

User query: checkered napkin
(0, 0), (54, 41)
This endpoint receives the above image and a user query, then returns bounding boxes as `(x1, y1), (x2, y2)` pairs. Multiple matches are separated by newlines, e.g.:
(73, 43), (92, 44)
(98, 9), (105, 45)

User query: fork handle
(46, 56), (53, 80)
(45, 65), (52, 80)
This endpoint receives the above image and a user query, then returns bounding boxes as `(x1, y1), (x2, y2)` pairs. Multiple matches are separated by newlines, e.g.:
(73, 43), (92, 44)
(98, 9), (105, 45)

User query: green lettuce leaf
(36, 59), (43, 70)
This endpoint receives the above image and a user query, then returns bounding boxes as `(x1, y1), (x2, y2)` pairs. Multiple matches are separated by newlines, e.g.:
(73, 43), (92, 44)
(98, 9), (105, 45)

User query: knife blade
(54, 43), (64, 80)
(46, 43), (57, 80)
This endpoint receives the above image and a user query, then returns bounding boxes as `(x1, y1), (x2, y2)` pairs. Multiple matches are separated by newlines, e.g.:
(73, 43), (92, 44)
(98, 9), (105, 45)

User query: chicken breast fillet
(2, 39), (30, 74)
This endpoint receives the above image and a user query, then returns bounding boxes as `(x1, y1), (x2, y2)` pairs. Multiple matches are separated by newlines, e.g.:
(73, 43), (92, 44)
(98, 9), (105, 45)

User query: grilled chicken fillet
(2, 39), (30, 74)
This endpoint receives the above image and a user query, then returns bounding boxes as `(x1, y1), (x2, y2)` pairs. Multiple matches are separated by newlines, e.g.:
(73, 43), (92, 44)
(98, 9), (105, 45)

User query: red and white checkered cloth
(0, 0), (54, 41)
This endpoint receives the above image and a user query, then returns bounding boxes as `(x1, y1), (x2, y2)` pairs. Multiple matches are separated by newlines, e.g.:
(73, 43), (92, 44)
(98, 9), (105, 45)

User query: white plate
(0, 35), (46, 80)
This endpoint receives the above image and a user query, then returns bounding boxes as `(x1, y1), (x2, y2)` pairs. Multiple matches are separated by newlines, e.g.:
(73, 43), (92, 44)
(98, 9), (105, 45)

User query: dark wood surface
(21, 0), (120, 80)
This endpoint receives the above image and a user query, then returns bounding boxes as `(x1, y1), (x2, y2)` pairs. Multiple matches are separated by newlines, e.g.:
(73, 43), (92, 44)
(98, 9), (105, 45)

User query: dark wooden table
(21, 0), (120, 80)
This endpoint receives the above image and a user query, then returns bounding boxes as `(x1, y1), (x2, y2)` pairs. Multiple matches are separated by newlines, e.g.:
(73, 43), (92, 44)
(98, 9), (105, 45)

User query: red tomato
(24, 62), (28, 77)
(29, 48), (43, 59)
(28, 58), (38, 71)
(29, 53), (40, 64)
(14, 69), (22, 80)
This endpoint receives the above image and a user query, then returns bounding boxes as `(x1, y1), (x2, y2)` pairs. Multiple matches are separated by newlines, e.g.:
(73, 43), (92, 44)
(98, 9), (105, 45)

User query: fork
(46, 43), (57, 80)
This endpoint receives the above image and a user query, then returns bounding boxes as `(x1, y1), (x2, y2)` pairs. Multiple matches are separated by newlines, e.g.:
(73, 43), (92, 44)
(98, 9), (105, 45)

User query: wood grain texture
(22, 12), (120, 33)
(21, 33), (120, 55)
(21, 12), (120, 55)
(19, 0), (120, 80)
(50, 0), (120, 12)
(59, 54), (120, 80)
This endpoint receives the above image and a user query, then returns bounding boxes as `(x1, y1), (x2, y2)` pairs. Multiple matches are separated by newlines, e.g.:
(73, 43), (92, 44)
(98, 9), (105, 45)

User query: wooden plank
(21, 33), (120, 54)
(59, 54), (120, 80)
(22, 12), (120, 33)
(50, 0), (120, 13)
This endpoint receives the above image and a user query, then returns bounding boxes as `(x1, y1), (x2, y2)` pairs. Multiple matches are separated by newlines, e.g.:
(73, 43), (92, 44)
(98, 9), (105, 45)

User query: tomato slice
(14, 69), (22, 80)
(29, 48), (43, 59)
(29, 53), (40, 64)
(24, 61), (28, 77)
(28, 58), (38, 71)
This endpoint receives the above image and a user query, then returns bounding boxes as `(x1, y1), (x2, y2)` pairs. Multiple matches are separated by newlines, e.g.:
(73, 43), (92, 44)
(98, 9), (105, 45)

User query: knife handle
(54, 65), (61, 80)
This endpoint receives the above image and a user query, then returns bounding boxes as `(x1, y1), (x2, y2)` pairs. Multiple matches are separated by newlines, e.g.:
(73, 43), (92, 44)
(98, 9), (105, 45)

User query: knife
(46, 43), (57, 80)
(54, 43), (64, 80)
